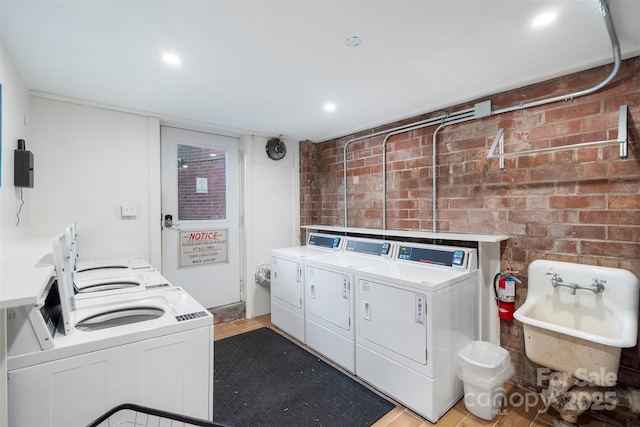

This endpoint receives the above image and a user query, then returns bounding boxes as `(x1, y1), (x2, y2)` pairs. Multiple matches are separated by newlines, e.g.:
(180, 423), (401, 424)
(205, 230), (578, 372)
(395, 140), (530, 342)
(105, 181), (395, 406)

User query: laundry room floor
(214, 316), (608, 427)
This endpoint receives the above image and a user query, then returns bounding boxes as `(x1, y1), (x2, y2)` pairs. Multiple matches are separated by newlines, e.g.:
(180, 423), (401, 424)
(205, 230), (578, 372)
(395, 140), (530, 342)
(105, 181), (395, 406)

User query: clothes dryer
(303, 237), (394, 373)
(270, 233), (343, 343)
(354, 243), (478, 422)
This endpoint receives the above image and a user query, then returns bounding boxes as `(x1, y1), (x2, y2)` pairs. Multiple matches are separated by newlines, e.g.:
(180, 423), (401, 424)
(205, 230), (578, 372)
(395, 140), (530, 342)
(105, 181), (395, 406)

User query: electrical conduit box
(14, 139), (34, 188)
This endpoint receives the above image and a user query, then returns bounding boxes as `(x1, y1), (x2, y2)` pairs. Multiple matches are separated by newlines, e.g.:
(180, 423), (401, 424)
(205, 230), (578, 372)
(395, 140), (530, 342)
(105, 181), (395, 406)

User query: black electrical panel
(14, 139), (34, 188)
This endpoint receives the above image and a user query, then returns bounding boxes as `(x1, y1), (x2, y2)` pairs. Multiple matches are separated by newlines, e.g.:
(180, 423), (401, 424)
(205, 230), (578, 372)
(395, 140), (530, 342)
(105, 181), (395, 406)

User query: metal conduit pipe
(378, 111), (476, 229)
(493, 0), (621, 116)
(343, 108), (475, 227)
(340, 0), (621, 230)
(430, 114), (479, 232)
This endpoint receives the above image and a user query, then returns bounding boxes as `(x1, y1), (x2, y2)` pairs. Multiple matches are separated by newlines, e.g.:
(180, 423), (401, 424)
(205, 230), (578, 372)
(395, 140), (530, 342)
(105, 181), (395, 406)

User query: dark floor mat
(213, 327), (395, 427)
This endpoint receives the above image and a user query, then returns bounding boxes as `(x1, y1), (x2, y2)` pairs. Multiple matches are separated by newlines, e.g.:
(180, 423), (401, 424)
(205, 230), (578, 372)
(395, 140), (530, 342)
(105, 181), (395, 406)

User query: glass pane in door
(177, 144), (227, 221)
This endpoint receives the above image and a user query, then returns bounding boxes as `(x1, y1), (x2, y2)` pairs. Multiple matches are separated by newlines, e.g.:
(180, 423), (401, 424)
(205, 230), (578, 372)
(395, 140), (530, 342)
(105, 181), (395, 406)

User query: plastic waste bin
(456, 341), (515, 420)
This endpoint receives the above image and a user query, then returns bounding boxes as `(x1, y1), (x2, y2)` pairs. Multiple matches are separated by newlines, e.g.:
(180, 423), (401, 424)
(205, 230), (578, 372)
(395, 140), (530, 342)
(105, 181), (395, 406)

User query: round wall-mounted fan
(266, 137), (287, 160)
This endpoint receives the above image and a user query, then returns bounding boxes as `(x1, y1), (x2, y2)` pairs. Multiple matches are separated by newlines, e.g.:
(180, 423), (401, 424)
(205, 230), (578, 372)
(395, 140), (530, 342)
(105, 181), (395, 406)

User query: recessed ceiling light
(532, 12), (557, 27)
(324, 103), (336, 112)
(345, 36), (361, 47)
(162, 53), (181, 65)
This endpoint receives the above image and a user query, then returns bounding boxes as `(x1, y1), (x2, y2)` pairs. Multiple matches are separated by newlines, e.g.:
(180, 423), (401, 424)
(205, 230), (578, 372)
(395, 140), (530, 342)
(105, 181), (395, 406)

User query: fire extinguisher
(494, 269), (521, 321)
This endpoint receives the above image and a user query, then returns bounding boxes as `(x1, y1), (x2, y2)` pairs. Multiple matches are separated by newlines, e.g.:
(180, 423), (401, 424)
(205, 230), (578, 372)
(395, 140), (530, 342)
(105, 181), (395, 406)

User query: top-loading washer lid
(75, 306), (165, 331)
(76, 264), (129, 273)
(76, 281), (140, 293)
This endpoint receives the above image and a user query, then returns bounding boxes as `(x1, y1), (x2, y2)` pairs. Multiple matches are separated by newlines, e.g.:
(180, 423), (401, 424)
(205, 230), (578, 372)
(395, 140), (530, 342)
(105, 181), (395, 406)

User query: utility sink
(514, 260), (639, 386)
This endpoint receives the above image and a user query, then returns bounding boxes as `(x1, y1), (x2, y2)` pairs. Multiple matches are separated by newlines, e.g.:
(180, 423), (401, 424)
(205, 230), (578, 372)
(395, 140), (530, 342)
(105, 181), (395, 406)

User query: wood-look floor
(214, 315), (608, 427)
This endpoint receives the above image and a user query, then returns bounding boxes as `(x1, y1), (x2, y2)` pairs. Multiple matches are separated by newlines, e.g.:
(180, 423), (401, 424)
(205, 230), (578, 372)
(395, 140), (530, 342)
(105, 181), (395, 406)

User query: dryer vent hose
(255, 263), (271, 289)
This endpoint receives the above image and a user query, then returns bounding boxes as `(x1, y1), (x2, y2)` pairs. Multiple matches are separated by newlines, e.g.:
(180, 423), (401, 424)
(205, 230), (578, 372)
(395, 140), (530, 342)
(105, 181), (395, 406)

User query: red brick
(548, 224), (606, 240)
(609, 226), (640, 242)
(545, 101), (601, 122)
(609, 195), (640, 209)
(549, 195), (606, 209)
(581, 241), (639, 259)
(529, 120), (582, 140)
(531, 165), (583, 181)
(579, 210), (640, 225)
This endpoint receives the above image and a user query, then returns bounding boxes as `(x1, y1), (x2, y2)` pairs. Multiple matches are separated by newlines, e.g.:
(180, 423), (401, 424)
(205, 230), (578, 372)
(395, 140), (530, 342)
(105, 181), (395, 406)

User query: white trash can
(456, 341), (515, 420)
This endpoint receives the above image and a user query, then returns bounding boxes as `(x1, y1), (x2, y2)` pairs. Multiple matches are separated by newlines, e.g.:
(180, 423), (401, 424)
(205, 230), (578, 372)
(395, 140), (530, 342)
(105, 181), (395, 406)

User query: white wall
(242, 135), (300, 318)
(29, 97), (161, 265)
(0, 39), (33, 427)
(1, 42), (31, 238)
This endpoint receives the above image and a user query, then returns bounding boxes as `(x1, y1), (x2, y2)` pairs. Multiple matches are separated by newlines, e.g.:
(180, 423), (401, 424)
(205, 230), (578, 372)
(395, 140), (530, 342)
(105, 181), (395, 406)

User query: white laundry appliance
(65, 222), (152, 277)
(354, 242), (479, 423)
(55, 228), (170, 299)
(6, 236), (214, 427)
(270, 233), (344, 343)
(303, 237), (395, 373)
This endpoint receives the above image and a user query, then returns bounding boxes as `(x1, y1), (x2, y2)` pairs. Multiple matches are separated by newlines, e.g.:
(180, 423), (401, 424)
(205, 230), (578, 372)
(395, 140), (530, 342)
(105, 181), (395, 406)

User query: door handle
(310, 284), (315, 299)
(363, 301), (370, 320)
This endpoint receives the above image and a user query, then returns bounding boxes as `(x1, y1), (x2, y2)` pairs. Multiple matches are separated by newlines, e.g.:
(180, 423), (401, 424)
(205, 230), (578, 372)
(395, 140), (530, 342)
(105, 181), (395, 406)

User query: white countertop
(302, 225), (509, 243)
(1, 235), (55, 308)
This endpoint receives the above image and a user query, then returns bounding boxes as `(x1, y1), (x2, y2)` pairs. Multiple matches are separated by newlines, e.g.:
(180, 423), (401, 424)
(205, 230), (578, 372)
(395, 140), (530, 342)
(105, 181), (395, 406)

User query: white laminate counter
(302, 225), (509, 243)
(1, 235), (54, 308)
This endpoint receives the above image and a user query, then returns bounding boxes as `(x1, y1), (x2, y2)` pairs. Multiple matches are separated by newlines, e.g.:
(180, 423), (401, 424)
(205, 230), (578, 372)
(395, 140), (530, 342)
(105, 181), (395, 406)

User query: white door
(161, 126), (241, 308)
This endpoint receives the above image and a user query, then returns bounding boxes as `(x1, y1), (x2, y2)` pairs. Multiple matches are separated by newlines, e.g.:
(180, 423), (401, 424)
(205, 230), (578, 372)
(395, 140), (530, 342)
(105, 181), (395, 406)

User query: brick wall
(178, 145), (227, 220)
(300, 57), (640, 394)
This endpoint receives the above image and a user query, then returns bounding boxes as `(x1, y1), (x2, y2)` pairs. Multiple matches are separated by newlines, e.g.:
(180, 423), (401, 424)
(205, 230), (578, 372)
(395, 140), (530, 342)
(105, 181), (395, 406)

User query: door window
(177, 144), (227, 221)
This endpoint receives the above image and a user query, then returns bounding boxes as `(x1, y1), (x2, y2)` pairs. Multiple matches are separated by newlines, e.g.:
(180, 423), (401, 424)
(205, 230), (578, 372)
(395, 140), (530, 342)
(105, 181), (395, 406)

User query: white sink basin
(514, 260), (639, 386)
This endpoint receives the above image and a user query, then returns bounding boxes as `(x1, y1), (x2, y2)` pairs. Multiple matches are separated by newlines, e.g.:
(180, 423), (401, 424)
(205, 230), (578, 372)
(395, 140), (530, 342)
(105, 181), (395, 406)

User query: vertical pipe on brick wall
(341, 112), (464, 226)
(379, 110), (475, 230)
(430, 114), (477, 232)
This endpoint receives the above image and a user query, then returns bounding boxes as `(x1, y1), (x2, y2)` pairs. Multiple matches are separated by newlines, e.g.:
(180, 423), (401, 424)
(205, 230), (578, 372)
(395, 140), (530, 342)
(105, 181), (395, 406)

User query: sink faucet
(546, 272), (605, 295)
(591, 278), (606, 294)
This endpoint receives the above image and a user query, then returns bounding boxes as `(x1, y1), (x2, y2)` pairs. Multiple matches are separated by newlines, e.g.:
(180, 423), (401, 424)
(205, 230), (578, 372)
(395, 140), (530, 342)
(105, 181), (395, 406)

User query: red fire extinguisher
(494, 269), (520, 321)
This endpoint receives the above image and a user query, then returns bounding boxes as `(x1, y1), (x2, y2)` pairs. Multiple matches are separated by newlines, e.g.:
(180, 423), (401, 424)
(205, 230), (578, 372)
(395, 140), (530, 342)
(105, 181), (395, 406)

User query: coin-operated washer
(6, 234), (214, 427)
(65, 222), (152, 277)
(302, 237), (395, 374)
(270, 233), (344, 343)
(62, 224), (170, 298)
(354, 242), (479, 423)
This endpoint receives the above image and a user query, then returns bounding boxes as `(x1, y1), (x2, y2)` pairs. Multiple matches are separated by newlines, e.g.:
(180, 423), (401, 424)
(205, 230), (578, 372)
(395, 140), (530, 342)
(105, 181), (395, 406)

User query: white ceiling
(2, 1), (639, 143)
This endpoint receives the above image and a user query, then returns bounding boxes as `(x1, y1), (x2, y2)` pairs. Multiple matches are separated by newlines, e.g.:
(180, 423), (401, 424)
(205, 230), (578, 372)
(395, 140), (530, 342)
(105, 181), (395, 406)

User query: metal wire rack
(87, 403), (231, 427)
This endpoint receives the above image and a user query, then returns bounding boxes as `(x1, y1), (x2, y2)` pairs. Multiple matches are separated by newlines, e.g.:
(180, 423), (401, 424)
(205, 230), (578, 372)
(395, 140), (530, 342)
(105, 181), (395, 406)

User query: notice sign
(179, 229), (228, 268)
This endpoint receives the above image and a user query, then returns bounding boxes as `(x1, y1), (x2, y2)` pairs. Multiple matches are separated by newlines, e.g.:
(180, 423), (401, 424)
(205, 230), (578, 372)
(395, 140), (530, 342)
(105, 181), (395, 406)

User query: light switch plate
(121, 202), (138, 217)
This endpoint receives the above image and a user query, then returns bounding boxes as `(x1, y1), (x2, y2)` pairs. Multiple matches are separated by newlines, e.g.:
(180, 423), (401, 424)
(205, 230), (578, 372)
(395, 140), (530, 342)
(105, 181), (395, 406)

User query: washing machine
(270, 233), (344, 343)
(54, 230), (170, 300)
(6, 258), (214, 427)
(65, 222), (152, 277)
(303, 237), (395, 373)
(354, 242), (478, 422)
